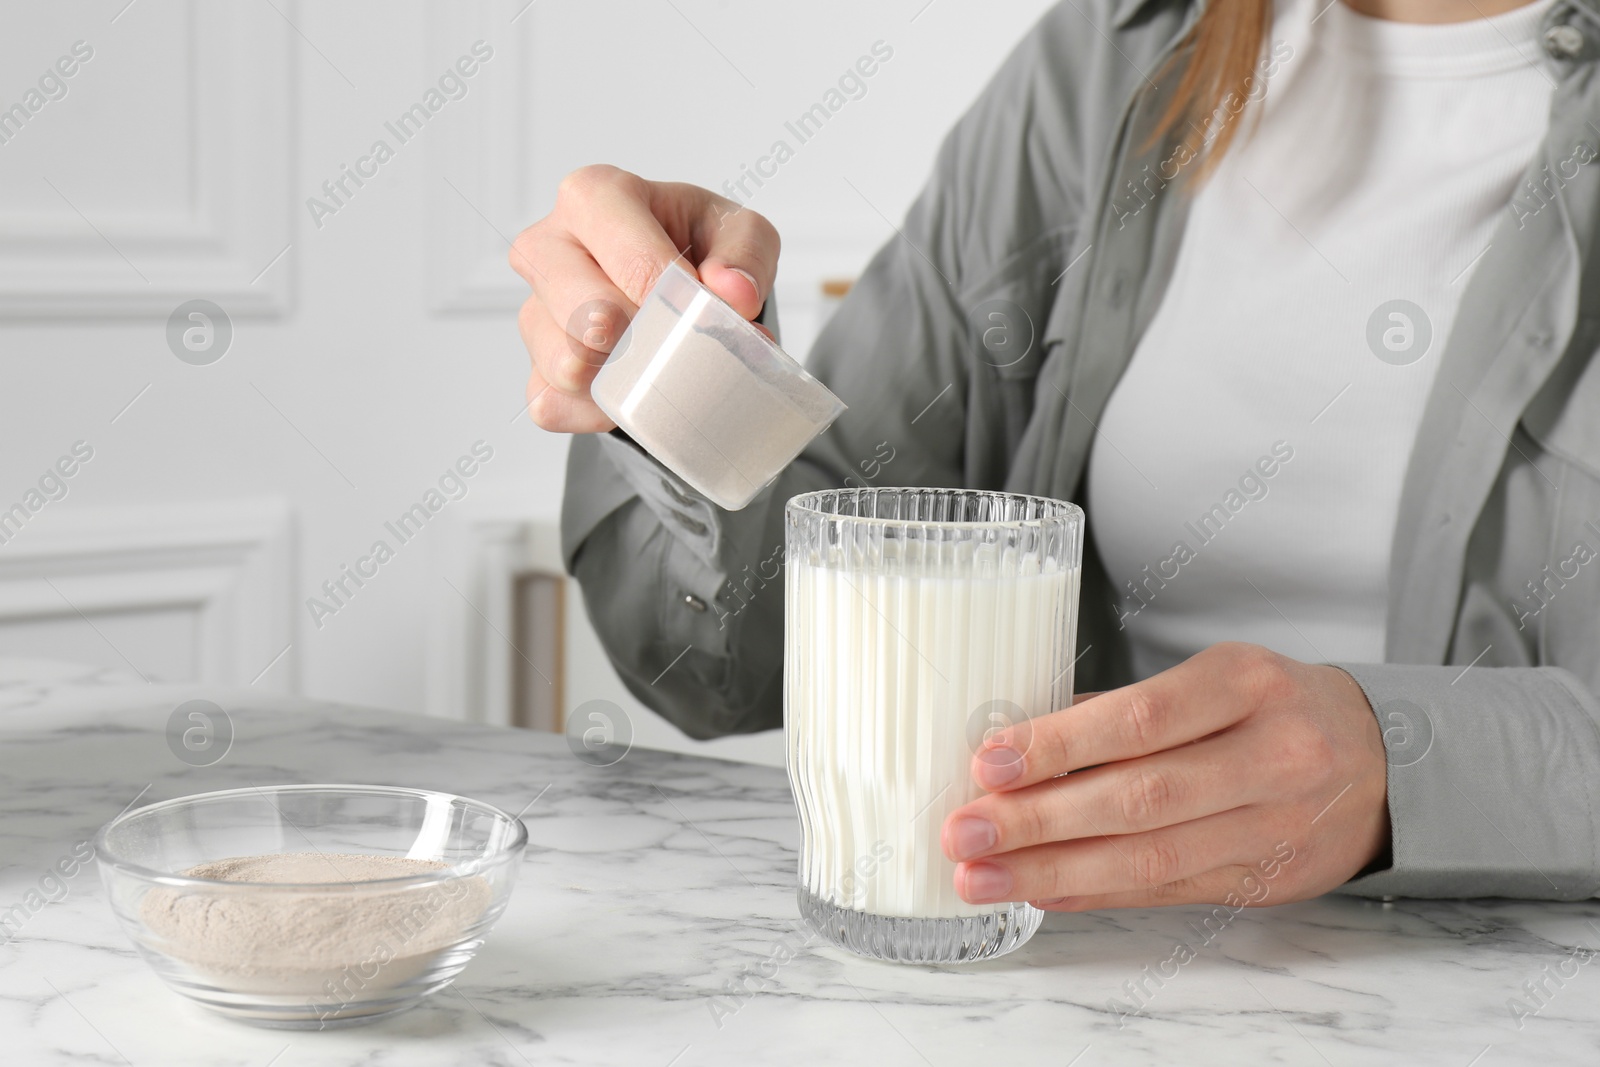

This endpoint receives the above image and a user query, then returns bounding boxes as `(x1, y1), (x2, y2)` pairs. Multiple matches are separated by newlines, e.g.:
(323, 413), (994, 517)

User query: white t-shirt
(1084, 0), (1557, 679)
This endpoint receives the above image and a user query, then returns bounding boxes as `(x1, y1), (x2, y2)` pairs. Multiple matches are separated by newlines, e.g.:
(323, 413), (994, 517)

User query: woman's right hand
(508, 164), (782, 433)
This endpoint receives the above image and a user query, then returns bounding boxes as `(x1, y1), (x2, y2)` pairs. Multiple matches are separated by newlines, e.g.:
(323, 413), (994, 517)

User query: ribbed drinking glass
(785, 487), (1083, 963)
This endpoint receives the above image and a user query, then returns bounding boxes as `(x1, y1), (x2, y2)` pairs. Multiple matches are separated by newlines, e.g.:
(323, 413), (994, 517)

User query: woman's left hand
(941, 641), (1391, 910)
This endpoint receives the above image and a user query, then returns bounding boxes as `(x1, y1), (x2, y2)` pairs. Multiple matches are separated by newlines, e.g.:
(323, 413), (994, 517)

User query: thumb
(695, 206), (780, 322)
(699, 262), (767, 322)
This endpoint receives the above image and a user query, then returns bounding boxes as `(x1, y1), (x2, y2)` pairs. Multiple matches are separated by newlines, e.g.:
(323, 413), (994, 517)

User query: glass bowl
(95, 784), (528, 1028)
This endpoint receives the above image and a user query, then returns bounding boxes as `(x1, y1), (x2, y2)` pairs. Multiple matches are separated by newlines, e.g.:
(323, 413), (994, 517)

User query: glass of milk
(784, 488), (1082, 963)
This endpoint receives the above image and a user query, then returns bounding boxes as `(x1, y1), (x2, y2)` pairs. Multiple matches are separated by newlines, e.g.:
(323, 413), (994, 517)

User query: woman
(509, 0), (1600, 911)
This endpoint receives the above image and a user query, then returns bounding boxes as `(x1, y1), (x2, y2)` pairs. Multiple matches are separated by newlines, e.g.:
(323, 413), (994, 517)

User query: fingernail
(727, 266), (759, 294)
(1034, 897), (1065, 907)
(947, 816), (998, 861)
(976, 746), (1024, 788)
(962, 862), (1013, 904)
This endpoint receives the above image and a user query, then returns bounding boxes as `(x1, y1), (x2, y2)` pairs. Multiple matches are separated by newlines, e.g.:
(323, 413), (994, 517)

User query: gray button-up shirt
(560, 0), (1600, 901)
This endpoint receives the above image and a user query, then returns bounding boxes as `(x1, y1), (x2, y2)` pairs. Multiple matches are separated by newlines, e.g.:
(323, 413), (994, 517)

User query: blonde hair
(1148, 0), (1274, 182)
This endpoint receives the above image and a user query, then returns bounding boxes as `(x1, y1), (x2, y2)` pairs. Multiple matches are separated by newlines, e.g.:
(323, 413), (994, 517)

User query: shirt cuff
(593, 429), (723, 569)
(1331, 661), (1600, 901)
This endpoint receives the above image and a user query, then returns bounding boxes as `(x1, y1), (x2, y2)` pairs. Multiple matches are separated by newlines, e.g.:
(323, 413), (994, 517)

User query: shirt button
(670, 511), (708, 537)
(682, 593), (708, 612)
(1107, 272), (1128, 306)
(1544, 24), (1585, 59)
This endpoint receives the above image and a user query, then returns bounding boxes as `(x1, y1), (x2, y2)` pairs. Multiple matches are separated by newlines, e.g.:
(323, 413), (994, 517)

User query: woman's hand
(509, 164), (781, 433)
(942, 642), (1391, 910)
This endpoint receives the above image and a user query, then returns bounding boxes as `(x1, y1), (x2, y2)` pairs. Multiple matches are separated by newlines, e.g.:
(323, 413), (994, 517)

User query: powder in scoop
(592, 291), (841, 509)
(140, 852), (491, 1020)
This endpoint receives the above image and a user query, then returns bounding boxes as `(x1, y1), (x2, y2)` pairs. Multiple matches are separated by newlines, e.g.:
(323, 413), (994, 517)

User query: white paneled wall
(0, 0), (1055, 765)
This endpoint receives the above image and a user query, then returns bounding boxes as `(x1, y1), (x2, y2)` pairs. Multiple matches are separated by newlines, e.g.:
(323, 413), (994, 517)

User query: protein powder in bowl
(591, 261), (847, 511)
(95, 784), (527, 1028)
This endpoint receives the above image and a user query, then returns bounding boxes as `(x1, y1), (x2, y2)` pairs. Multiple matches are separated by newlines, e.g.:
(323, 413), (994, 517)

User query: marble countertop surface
(4, 659), (1600, 1067)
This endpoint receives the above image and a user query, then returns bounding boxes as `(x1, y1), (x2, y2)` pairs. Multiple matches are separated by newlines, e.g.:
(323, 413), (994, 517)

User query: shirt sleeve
(1330, 661), (1600, 900)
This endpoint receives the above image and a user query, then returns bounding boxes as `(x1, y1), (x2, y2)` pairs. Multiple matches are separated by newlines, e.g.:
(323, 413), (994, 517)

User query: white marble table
(4, 660), (1600, 1066)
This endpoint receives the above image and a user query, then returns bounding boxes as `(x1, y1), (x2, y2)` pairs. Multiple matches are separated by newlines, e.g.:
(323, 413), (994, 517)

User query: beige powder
(140, 852), (491, 1015)
(594, 302), (840, 510)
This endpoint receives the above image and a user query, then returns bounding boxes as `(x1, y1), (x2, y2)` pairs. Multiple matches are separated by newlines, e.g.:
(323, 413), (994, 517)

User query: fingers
(517, 259), (623, 405)
(518, 302), (616, 433)
(972, 642), (1288, 791)
(522, 371), (615, 434)
(548, 169), (781, 319)
(519, 230), (638, 353)
(1033, 838), (1301, 910)
(1030, 863), (1278, 912)
(508, 166), (785, 433)
(543, 166), (687, 308)
(944, 731), (1267, 863)
(952, 806), (1277, 906)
